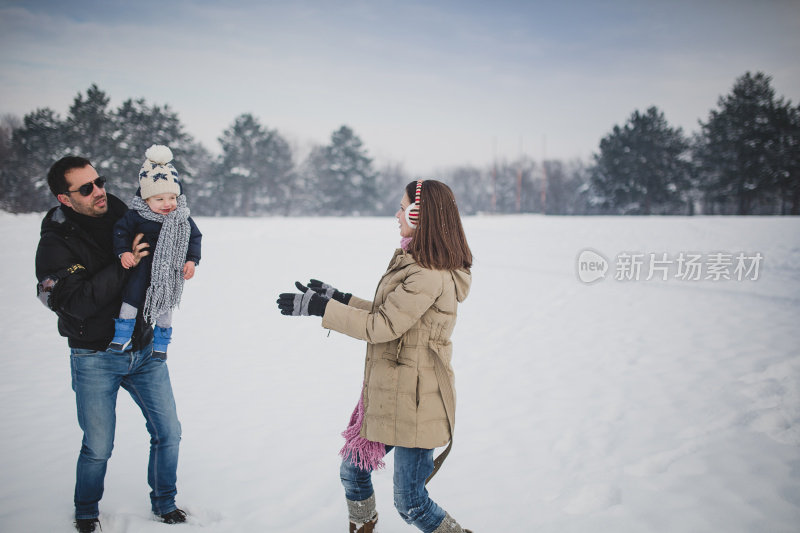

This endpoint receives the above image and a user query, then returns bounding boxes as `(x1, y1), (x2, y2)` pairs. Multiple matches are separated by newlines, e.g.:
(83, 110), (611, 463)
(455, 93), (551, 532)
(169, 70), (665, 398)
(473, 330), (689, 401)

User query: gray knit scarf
(131, 194), (191, 324)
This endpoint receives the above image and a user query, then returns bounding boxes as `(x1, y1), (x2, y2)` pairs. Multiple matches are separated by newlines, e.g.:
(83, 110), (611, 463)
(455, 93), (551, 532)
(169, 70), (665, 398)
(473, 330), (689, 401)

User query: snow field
(1, 212), (798, 532)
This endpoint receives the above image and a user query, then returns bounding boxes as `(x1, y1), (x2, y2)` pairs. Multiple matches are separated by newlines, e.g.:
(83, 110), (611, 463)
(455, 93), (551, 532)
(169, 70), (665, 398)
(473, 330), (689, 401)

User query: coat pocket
(380, 351), (399, 364)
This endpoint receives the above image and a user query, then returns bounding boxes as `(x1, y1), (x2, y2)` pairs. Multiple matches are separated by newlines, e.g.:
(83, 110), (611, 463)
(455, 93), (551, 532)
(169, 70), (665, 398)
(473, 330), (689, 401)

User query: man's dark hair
(47, 156), (93, 197)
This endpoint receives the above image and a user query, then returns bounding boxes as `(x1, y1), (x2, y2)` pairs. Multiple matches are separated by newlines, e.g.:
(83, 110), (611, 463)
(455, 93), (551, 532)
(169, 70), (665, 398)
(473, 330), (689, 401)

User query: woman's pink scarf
(341, 238), (411, 471)
(340, 383), (386, 471)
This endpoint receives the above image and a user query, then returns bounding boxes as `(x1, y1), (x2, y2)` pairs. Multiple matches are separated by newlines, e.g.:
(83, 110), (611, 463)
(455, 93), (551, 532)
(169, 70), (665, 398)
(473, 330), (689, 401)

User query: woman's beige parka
(322, 248), (471, 449)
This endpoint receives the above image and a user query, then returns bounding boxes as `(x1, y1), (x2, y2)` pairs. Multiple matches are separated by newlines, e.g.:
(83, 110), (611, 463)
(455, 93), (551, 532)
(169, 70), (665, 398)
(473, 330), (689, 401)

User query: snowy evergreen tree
(180, 141), (217, 216)
(63, 84), (115, 166)
(305, 126), (378, 215)
(0, 114), (19, 165)
(0, 114), (25, 212)
(0, 85), (210, 213)
(591, 106), (691, 214)
(772, 103), (800, 215)
(216, 113), (295, 216)
(694, 72), (795, 215)
(109, 98), (198, 202)
(1, 108), (68, 212)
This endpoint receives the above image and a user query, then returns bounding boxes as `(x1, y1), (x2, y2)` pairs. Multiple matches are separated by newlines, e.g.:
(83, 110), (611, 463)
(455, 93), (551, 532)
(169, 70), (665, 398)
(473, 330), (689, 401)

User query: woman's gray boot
(432, 512), (473, 533)
(347, 493), (378, 533)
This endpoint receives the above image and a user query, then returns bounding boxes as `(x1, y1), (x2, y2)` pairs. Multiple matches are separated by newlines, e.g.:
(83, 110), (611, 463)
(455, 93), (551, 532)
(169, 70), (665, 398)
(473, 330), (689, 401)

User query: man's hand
(183, 261), (196, 280)
(120, 252), (136, 269)
(131, 233), (150, 266)
(36, 277), (58, 309)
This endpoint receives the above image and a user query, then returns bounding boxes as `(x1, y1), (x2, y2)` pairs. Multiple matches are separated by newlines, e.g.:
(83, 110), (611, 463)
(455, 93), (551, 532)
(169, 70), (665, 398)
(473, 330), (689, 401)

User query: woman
(277, 180), (473, 533)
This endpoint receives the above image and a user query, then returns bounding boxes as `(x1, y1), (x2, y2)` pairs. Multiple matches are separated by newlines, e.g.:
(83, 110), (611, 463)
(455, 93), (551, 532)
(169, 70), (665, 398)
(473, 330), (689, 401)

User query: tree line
(592, 72), (800, 215)
(1, 72), (797, 216)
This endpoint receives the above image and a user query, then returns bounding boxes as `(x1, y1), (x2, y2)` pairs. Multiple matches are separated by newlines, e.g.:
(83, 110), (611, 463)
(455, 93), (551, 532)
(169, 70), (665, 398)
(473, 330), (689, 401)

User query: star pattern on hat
(151, 172), (168, 182)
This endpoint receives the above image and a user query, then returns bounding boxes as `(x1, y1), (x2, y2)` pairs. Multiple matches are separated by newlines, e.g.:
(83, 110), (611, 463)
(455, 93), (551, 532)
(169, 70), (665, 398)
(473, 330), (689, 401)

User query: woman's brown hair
(405, 180), (472, 271)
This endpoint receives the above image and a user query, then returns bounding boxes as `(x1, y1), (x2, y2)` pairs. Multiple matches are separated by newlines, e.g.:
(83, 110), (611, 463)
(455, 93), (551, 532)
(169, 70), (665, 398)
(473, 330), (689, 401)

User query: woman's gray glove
(307, 279), (352, 305)
(277, 282), (329, 316)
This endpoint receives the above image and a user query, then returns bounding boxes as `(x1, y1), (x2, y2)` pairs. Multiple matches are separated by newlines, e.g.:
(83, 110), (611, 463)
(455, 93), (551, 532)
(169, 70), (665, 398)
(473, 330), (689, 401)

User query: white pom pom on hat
(145, 144), (174, 165)
(139, 144), (181, 200)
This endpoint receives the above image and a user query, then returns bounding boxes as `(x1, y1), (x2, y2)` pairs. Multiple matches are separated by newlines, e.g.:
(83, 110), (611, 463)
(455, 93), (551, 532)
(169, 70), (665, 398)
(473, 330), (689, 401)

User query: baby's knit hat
(139, 145), (181, 200)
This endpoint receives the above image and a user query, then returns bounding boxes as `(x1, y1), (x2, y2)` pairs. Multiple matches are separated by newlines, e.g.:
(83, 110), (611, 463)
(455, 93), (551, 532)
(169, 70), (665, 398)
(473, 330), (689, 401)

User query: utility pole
(516, 136), (522, 212)
(541, 134), (547, 214)
(491, 136), (497, 213)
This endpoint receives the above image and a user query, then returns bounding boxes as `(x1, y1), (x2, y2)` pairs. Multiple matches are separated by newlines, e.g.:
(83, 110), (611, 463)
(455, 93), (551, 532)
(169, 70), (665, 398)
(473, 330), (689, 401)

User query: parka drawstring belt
(426, 342), (456, 485)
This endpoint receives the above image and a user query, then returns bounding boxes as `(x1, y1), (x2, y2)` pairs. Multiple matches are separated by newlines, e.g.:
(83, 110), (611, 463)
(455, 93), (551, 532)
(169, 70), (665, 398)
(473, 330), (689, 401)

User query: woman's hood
(451, 268), (471, 302)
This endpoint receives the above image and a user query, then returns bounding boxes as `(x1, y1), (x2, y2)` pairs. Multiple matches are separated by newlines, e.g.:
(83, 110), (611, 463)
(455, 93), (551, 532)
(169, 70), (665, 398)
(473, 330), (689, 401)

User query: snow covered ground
(1, 212), (799, 532)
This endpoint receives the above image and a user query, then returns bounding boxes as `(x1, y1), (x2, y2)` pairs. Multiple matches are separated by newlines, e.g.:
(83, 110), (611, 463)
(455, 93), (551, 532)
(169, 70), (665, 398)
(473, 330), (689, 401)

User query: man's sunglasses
(64, 176), (107, 197)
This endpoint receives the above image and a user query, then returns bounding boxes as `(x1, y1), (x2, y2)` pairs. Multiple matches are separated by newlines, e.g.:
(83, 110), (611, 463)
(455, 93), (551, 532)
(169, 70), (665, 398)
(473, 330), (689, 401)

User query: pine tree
(774, 103), (800, 215)
(64, 84), (114, 165)
(109, 98), (197, 201)
(216, 114), (294, 216)
(0, 85), (212, 213)
(695, 72), (791, 215)
(305, 126), (378, 215)
(591, 106), (691, 214)
(2, 108), (68, 211)
(0, 114), (19, 164)
(180, 142), (217, 216)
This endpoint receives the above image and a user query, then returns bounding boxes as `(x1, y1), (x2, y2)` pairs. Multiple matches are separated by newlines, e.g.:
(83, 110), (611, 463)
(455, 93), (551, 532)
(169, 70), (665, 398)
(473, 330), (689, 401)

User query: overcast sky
(1, 0), (798, 176)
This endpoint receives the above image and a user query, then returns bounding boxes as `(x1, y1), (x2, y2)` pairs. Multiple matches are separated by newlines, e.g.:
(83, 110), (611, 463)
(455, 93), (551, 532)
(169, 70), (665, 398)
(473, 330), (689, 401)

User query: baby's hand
(120, 252), (136, 269)
(183, 261), (196, 280)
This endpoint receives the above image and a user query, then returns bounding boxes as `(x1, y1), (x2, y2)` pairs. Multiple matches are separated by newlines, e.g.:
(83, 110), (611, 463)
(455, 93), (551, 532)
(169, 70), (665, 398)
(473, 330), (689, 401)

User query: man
(35, 156), (186, 532)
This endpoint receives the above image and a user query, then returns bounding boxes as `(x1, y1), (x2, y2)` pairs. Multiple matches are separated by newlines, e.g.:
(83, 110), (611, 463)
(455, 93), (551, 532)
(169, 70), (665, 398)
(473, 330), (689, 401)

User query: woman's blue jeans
(340, 446), (447, 533)
(70, 344), (181, 519)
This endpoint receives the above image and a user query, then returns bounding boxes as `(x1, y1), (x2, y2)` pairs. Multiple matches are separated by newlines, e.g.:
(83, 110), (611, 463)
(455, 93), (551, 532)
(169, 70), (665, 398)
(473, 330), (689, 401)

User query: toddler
(108, 144), (202, 357)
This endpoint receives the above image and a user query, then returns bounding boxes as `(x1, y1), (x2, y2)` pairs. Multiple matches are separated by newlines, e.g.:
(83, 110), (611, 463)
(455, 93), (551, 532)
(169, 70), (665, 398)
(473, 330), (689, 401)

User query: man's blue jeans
(70, 344), (181, 519)
(340, 446), (447, 533)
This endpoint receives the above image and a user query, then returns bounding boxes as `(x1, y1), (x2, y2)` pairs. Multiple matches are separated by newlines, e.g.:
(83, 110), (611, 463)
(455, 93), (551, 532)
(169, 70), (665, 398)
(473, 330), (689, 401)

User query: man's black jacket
(35, 194), (153, 351)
